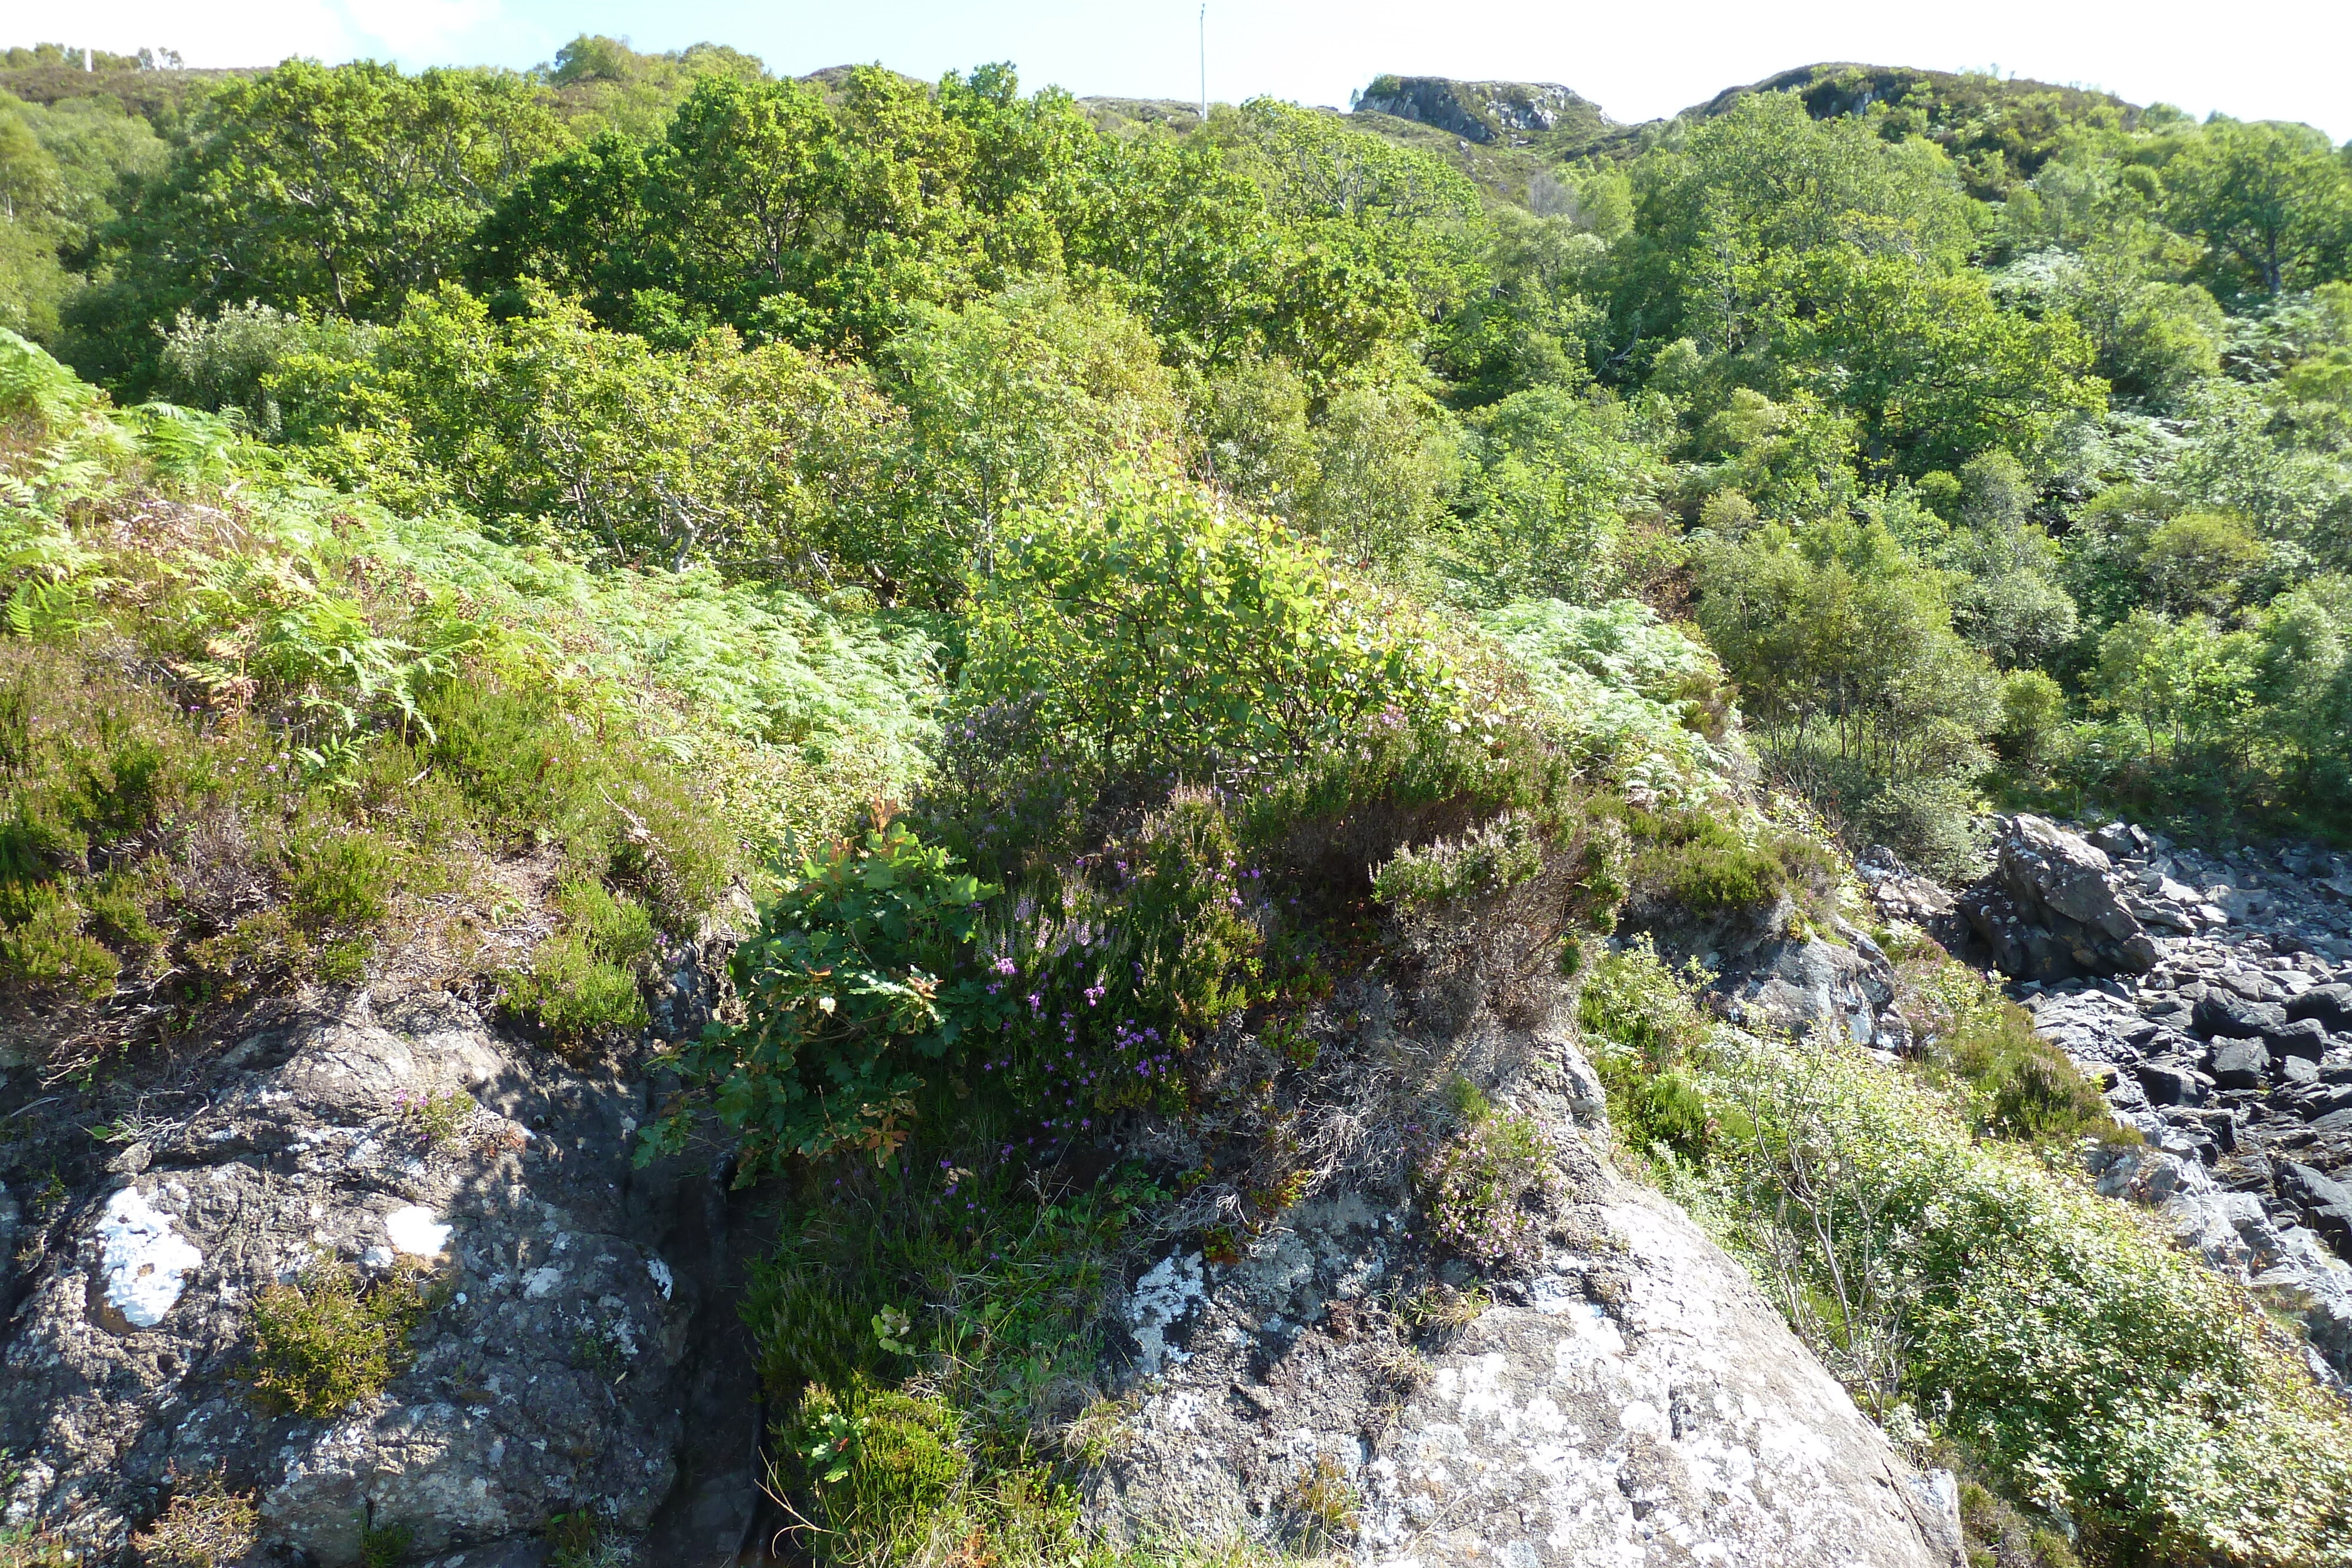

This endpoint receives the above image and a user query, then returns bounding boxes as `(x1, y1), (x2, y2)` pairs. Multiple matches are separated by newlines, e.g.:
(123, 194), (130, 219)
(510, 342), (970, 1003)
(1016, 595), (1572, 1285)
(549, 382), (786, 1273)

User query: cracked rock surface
(1087, 1007), (1959, 1566)
(0, 986), (718, 1566)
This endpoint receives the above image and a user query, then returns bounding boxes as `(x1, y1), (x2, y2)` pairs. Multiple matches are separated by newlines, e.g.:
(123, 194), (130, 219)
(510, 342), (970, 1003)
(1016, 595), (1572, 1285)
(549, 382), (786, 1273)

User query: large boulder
(1962, 816), (2157, 981)
(1086, 1012), (1960, 1566)
(2287, 984), (2352, 1032)
(0, 988), (707, 1565)
(1709, 928), (1900, 1049)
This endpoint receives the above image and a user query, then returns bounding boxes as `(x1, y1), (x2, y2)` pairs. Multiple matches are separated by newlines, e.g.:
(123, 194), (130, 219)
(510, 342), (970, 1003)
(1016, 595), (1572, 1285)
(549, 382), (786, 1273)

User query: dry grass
(129, 1470), (260, 1568)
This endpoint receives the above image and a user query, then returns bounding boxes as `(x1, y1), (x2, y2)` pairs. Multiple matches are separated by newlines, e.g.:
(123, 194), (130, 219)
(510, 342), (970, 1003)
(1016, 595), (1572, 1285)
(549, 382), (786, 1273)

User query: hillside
(3, 33), (2352, 1568)
(1344, 62), (2148, 202)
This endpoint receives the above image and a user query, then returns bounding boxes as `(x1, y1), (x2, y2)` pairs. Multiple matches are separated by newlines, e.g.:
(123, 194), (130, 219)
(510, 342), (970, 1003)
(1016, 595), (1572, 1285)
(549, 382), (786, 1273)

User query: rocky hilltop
(1351, 76), (1613, 149)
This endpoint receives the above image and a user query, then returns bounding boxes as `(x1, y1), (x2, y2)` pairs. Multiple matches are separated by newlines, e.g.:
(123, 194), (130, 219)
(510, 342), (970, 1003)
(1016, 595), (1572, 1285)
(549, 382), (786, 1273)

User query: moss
(357, 1523), (415, 1568)
(786, 1379), (969, 1559)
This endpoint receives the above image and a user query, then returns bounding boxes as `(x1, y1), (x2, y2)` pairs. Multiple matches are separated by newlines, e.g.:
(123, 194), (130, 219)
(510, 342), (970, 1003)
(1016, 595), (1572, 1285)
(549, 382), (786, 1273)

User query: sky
(31, 0), (2352, 143)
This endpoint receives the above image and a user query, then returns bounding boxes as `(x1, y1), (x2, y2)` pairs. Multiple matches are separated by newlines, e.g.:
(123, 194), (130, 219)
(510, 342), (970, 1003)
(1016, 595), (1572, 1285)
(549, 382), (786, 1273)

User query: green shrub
(1674, 1025), (2352, 1560)
(417, 675), (733, 934)
(784, 1379), (969, 1557)
(0, 880), (120, 999)
(1579, 940), (1716, 1160)
(1852, 773), (1986, 885)
(286, 824), (393, 931)
(1371, 811), (1544, 908)
(1281, 1453), (1360, 1547)
(0, 1521), (78, 1567)
(557, 876), (658, 969)
(1579, 944), (2352, 1560)
(505, 932), (649, 1046)
(1413, 1082), (1560, 1271)
(1622, 806), (1833, 919)
(652, 817), (993, 1171)
(358, 1523), (414, 1568)
(245, 1259), (433, 1417)
(962, 466), (1460, 782)
(1895, 955), (2121, 1149)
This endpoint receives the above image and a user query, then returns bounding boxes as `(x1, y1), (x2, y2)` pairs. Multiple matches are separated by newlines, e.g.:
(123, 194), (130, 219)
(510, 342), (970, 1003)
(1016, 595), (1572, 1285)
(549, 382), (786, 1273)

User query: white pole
(1198, 5), (1207, 125)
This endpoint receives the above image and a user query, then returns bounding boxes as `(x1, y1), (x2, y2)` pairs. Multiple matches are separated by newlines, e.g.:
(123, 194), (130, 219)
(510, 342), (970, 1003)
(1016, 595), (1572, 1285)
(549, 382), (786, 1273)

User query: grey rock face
(1962, 815), (2157, 981)
(1087, 1017), (1957, 1566)
(1355, 1184), (1959, 1567)
(0, 988), (705, 1565)
(1711, 926), (1900, 1049)
(1354, 77), (1605, 144)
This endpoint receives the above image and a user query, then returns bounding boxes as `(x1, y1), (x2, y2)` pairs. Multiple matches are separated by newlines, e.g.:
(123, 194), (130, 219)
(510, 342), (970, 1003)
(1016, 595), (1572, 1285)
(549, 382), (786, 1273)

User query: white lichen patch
(1127, 1251), (1207, 1375)
(646, 1256), (674, 1300)
(96, 1186), (202, 1328)
(385, 1205), (451, 1258)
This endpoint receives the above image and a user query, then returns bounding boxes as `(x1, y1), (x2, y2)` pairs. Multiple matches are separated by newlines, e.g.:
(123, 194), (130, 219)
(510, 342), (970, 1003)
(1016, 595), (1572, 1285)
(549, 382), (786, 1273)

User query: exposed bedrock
(1087, 960), (1960, 1564)
(0, 983), (766, 1567)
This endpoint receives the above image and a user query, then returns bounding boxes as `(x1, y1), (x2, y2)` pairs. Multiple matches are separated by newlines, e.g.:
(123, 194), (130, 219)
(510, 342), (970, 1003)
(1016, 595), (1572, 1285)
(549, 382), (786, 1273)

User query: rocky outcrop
(1088, 989), (1959, 1564)
(1353, 76), (1610, 146)
(1973, 821), (2352, 1376)
(1960, 815), (2159, 981)
(0, 986), (750, 1566)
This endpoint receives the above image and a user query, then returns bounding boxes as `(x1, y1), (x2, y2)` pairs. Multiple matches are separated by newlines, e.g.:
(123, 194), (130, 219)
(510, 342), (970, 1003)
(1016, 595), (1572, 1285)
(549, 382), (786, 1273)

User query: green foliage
(660, 818), (994, 1171)
(285, 282), (907, 579)
(1280, 1453), (1361, 1546)
(964, 467), (1458, 783)
(1583, 951), (2352, 1562)
(1892, 951), (2121, 1149)
(1447, 386), (1672, 604)
(68, 59), (570, 387)
(1478, 597), (1736, 797)
(1372, 811), (1544, 908)
(2163, 119), (2352, 299)
(244, 1259), (433, 1418)
(1579, 939), (1716, 1161)
(884, 279), (1182, 600)
(357, 1523), (414, 1568)
(1696, 514), (1997, 873)
(503, 931), (649, 1047)
(0, 332), (943, 1072)
(1622, 807), (1835, 921)
(1755, 241), (2106, 474)
(782, 1379), (969, 1554)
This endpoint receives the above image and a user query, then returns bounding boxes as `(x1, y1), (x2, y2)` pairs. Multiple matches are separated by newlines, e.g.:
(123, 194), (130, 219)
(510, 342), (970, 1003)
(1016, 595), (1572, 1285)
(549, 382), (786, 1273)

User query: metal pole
(1198, 5), (1207, 125)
